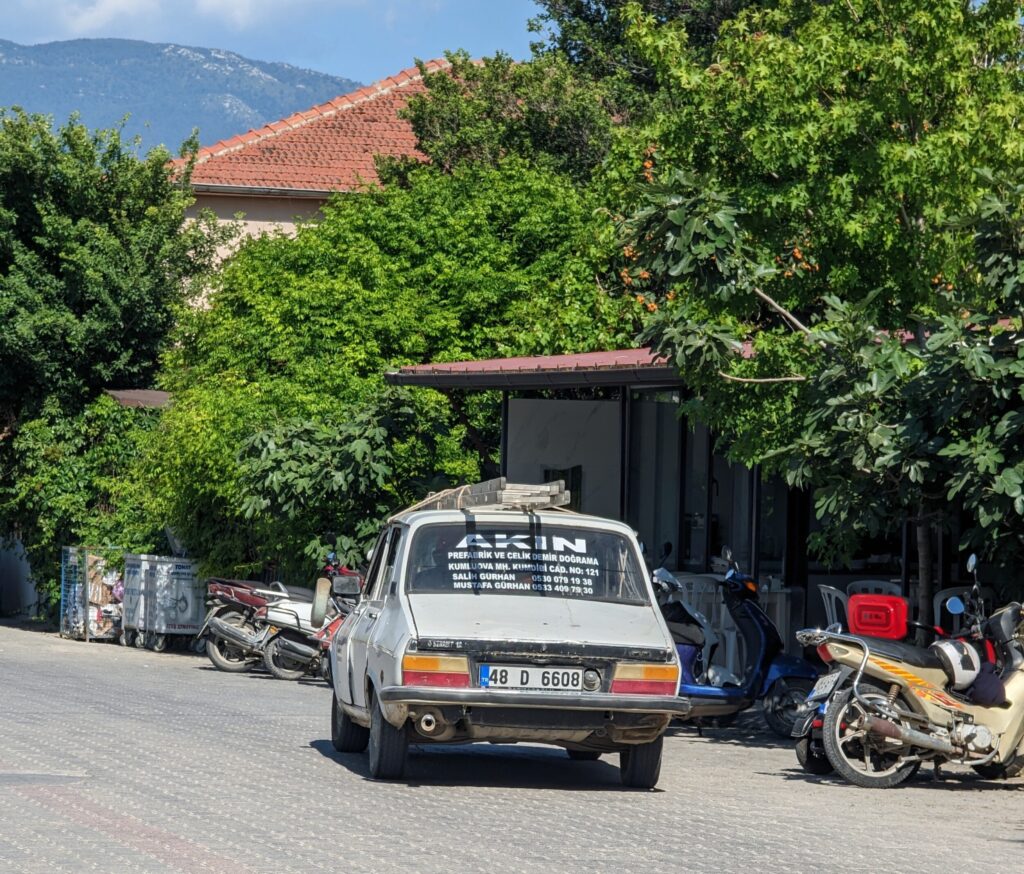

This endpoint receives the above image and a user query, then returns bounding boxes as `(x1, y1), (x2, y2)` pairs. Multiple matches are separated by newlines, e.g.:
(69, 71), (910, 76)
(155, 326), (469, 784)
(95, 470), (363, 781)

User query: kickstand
(932, 761), (943, 781)
(696, 720), (704, 738)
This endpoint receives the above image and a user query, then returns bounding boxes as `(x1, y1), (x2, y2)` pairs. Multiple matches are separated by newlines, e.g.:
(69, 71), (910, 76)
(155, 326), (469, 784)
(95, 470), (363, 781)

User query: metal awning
(385, 348), (681, 390)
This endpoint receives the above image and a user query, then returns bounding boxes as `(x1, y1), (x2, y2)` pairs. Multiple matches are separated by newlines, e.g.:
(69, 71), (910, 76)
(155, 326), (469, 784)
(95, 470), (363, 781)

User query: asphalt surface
(1, 623), (1023, 873)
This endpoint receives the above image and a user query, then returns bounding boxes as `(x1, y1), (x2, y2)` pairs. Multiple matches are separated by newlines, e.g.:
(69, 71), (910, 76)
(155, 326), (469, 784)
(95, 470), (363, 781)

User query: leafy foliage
(0, 395), (162, 603)
(0, 110), (226, 428)
(147, 158), (634, 580)
(619, 0), (1024, 600)
(400, 51), (615, 182)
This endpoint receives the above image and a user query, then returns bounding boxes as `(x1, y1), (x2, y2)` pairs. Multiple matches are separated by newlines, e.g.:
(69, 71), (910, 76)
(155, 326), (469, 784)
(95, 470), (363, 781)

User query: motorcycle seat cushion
(862, 636), (943, 670)
(283, 586), (315, 602)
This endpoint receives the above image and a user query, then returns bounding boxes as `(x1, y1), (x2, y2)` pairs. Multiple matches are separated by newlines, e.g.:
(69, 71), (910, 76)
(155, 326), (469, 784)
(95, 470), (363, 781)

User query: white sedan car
(329, 506), (688, 788)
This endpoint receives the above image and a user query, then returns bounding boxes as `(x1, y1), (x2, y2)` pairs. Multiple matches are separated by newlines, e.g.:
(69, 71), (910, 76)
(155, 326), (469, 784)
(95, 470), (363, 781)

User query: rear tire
(973, 754), (1024, 780)
(566, 750), (602, 761)
(331, 695), (369, 753)
(262, 635), (309, 680)
(619, 735), (664, 789)
(367, 692), (408, 780)
(763, 677), (816, 738)
(795, 737), (833, 775)
(822, 688), (920, 789)
(205, 611), (255, 673)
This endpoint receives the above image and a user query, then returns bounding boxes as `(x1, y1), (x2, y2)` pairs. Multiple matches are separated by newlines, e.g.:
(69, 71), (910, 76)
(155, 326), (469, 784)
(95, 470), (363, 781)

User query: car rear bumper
(378, 685), (691, 715)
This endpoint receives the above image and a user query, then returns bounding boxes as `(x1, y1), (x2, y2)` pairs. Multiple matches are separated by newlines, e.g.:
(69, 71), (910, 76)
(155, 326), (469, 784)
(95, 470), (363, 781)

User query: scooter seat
(667, 620), (705, 647)
(861, 636), (943, 670)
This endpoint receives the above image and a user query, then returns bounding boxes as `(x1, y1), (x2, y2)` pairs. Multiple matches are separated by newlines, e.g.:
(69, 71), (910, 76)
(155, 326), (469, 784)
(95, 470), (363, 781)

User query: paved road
(1, 624), (1022, 873)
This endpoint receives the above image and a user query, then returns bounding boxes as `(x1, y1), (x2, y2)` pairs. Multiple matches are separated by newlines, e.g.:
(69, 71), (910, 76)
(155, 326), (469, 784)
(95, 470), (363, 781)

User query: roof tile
(187, 60), (446, 192)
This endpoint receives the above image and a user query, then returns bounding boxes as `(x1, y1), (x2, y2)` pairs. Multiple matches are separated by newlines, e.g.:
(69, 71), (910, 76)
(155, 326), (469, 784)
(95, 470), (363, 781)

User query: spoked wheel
(763, 677), (816, 738)
(205, 611), (255, 673)
(822, 688), (920, 788)
(262, 635), (309, 680)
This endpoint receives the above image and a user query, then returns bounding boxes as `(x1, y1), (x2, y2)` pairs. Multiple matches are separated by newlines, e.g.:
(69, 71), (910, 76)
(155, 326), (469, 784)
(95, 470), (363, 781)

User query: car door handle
(365, 610), (379, 620)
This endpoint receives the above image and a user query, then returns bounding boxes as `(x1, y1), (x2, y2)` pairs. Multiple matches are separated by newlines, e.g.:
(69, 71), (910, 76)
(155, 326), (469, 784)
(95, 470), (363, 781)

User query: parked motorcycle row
(200, 536), (362, 684)
(653, 545), (1024, 789)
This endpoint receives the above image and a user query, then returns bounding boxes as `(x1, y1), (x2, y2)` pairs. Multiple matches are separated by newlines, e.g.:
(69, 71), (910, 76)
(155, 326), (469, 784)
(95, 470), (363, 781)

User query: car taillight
(817, 644), (833, 663)
(402, 653), (471, 688)
(610, 663), (679, 695)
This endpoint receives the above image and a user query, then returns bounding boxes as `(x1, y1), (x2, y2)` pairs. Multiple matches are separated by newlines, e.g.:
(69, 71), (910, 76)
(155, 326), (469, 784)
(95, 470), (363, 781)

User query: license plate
(480, 664), (583, 691)
(807, 672), (841, 701)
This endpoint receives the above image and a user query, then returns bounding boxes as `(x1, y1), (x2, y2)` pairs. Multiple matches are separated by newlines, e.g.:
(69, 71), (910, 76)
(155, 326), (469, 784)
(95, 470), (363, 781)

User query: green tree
(620, 0), (1024, 614)
(400, 51), (615, 182)
(0, 111), (225, 429)
(0, 111), (227, 603)
(1, 395), (162, 603)
(147, 159), (634, 579)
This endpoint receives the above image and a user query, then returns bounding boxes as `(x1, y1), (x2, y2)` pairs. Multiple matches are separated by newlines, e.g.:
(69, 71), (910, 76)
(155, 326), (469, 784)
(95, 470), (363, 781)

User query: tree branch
(752, 286), (824, 346)
(718, 371), (807, 384)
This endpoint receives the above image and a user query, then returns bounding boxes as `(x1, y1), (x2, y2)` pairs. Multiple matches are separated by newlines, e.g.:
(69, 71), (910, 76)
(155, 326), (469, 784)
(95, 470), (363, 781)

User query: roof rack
(391, 478), (571, 519)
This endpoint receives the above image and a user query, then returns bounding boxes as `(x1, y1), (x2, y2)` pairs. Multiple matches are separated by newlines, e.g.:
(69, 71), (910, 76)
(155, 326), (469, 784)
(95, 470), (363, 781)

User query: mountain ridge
(0, 37), (363, 152)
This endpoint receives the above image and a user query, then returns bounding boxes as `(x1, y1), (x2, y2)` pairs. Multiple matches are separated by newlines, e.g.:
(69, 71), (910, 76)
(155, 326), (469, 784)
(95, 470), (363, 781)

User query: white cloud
(61, 0), (161, 34)
(192, 0), (361, 30)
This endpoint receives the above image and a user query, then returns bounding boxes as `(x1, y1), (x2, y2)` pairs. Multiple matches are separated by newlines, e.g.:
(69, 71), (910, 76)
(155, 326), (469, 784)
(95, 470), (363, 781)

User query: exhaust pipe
(415, 708), (453, 740)
(274, 636), (318, 662)
(864, 715), (957, 755)
(208, 617), (258, 651)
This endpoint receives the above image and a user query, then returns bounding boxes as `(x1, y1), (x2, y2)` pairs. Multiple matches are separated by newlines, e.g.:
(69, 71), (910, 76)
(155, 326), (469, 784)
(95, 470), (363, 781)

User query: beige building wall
(187, 192), (327, 259)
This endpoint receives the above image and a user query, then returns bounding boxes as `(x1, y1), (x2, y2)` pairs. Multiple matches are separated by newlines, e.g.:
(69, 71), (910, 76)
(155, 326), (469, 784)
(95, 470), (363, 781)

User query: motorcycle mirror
(966, 553), (977, 574)
(331, 573), (362, 598)
(721, 545), (733, 563)
(324, 531), (338, 548)
(946, 596), (966, 616)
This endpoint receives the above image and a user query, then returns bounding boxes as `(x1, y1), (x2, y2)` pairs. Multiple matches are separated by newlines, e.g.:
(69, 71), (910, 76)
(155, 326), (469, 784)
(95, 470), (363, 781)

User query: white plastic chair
(818, 584), (849, 628)
(847, 579), (903, 597)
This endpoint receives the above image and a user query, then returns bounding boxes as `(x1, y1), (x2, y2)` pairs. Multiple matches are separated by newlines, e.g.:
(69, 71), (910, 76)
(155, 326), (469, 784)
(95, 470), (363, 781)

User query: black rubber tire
(796, 737), (834, 775)
(262, 635), (309, 681)
(205, 612), (255, 673)
(331, 695), (369, 753)
(822, 688), (919, 789)
(566, 750), (602, 761)
(973, 754), (1024, 780)
(133, 631), (146, 649)
(619, 735), (664, 789)
(120, 630), (134, 647)
(367, 691), (408, 780)
(150, 634), (167, 653)
(763, 677), (817, 738)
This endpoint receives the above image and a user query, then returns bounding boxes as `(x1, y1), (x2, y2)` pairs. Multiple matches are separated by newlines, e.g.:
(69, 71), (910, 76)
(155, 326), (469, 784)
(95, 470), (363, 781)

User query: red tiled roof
(185, 60), (448, 194)
(386, 348), (682, 389)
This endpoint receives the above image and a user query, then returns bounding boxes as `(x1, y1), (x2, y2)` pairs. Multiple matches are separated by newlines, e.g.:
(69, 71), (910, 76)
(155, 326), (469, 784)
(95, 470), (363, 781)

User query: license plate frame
(480, 664), (584, 691)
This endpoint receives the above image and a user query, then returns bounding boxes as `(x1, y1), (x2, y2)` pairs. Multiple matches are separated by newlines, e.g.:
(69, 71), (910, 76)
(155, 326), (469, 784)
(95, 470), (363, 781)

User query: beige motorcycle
(796, 555), (1024, 788)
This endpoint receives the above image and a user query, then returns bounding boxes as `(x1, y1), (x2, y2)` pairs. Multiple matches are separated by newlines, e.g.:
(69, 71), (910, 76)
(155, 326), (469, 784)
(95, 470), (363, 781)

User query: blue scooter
(654, 545), (819, 737)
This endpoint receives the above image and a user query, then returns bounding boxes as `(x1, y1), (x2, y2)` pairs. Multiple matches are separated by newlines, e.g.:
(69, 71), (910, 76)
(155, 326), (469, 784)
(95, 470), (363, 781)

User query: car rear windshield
(405, 522), (649, 605)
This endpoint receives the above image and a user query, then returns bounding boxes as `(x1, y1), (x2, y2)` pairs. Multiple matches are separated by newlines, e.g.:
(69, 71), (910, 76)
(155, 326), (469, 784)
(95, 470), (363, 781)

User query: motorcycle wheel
(205, 611), (256, 673)
(263, 635), (309, 681)
(973, 754), (1024, 780)
(822, 687), (920, 789)
(795, 736), (833, 775)
(763, 677), (817, 738)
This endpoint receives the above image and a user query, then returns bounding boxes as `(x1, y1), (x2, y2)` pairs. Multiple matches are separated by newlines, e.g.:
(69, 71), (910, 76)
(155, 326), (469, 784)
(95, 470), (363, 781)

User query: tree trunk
(915, 514), (933, 645)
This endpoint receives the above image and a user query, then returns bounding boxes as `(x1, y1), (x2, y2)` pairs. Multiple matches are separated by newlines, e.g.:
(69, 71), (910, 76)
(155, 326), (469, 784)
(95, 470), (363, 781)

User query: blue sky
(0, 0), (544, 84)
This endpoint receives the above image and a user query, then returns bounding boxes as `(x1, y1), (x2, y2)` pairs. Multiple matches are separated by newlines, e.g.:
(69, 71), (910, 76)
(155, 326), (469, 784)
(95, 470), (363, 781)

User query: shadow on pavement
(308, 738), (657, 792)
(665, 709), (795, 750)
(774, 764), (1024, 792)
